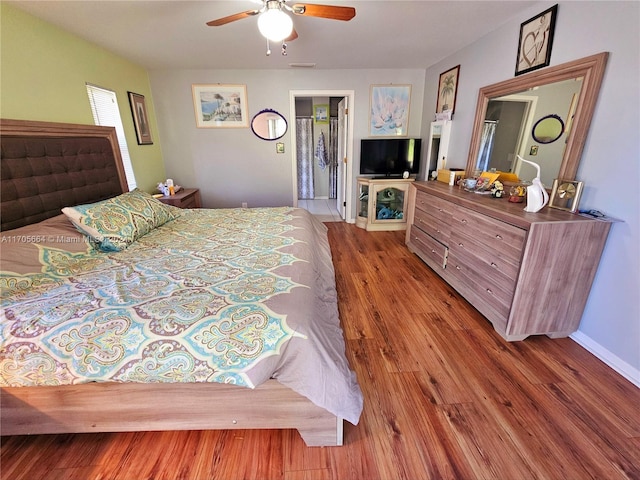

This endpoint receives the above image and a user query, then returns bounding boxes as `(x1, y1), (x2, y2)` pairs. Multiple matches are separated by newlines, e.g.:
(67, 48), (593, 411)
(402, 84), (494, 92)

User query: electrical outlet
(242, 202), (248, 208)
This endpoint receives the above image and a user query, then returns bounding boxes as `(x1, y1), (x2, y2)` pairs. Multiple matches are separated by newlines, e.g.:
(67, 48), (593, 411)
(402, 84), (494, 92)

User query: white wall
(420, 1), (639, 382)
(149, 68), (425, 216)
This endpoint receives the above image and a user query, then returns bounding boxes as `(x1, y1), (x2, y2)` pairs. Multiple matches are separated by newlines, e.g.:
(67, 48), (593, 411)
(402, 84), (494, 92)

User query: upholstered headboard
(1, 119), (129, 231)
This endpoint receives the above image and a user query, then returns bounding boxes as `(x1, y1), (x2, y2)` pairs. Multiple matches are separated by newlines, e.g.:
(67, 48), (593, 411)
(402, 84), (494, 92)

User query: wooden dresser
(405, 181), (612, 341)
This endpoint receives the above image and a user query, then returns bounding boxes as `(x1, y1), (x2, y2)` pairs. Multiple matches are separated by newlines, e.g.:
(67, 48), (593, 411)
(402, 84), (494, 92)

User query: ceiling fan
(207, 0), (356, 46)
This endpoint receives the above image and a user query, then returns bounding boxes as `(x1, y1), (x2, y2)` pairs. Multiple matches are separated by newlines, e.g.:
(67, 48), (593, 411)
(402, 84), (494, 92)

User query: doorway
(485, 95), (537, 175)
(289, 90), (355, 223)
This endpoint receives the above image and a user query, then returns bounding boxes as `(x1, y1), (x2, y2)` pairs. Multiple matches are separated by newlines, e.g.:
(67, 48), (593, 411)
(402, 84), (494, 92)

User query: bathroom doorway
(289, 90), (355, 223)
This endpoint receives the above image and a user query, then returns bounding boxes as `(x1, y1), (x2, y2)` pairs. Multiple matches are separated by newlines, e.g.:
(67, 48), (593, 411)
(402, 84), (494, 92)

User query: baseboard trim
(570, 331), (640, 388)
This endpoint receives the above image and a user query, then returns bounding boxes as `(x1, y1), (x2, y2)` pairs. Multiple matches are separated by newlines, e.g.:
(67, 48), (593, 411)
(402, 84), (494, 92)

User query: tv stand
(356, 177), (414, 231)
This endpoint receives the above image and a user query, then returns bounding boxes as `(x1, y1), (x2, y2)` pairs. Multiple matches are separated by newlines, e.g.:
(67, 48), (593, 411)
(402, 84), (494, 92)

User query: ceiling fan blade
(285, 28), (299, 42)
(206, 10), (260, 27)
(291, 3), (356, 21)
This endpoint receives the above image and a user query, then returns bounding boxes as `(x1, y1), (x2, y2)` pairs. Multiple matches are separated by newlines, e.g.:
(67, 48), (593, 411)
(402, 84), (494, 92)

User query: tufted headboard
(1, 119), (129, 231)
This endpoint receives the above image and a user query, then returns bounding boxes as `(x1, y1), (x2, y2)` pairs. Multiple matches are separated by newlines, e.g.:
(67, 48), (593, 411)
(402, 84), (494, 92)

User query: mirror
(532, 114), (564, 144)
(251, 109), (287, 141)
(466, 52), (608, 185)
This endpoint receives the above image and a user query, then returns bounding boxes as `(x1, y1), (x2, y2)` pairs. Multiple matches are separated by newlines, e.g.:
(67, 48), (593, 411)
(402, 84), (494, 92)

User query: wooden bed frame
(0, 119), (343, 447)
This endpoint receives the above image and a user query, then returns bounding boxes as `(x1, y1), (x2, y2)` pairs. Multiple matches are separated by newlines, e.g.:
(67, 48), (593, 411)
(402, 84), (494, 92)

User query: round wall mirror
(532, 114), (565, 144)
(251, 109), (287, 141)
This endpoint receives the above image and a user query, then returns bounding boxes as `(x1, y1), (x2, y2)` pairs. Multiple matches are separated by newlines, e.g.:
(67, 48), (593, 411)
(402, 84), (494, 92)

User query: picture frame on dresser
(548, 179), (584, 213)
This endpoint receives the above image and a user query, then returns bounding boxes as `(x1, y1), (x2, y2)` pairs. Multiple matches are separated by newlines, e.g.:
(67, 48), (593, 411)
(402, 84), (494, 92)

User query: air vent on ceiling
(288, 63), (316, 68)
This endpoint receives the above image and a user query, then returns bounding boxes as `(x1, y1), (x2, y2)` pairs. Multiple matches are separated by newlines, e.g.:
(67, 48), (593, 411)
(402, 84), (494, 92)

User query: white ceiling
(8, 0), (539, 70)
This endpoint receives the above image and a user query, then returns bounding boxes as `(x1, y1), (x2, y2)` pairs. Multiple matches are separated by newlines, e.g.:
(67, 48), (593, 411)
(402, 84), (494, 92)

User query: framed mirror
(466, 52), (608, 184)
(251, 109), (287, 141)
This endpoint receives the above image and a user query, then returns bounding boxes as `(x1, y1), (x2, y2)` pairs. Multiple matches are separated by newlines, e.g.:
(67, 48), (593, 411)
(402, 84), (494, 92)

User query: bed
(0, 119), (362, 446)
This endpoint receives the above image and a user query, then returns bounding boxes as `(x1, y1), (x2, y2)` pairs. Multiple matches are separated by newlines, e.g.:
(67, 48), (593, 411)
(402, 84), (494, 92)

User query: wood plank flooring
(2, 222), (639, 480)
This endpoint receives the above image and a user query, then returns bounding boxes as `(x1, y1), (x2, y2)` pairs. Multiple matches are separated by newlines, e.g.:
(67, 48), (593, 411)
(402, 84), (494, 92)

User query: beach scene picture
(192, 85), (248, 128)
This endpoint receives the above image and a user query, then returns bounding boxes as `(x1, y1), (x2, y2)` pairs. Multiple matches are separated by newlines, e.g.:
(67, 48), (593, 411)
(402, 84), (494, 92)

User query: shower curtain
(477, 120), (497, 172)
(296, 118), (314, 199)
(296, 116), (339, 200)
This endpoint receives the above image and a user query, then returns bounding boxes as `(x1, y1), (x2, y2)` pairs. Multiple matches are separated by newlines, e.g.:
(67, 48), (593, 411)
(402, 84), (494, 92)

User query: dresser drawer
(446, 251), (513, 329)
(413, 207), (450, 244)
(450, 205), (526, 263)
(179, 194), (199, 209)
(449, 238), (519, 298)
(449, 228), (522, 282)
(407, 225), (448, 269)
(415, 190), (454, 223)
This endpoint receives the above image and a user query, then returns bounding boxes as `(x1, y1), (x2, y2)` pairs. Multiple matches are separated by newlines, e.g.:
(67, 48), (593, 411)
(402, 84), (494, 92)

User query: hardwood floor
(2, 222), (639, 480)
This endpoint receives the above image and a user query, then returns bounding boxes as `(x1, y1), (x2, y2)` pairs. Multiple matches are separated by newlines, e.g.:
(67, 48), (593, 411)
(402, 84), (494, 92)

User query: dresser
(405, 181), (612, 341)
(157, 188), (202, 209)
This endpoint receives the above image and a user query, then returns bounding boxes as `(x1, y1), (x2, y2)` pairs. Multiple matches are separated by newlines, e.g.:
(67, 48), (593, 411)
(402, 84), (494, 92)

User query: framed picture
(515, 4), (558, 76)
(128, 92), (153, 145)
(192, 84), (248, 128)
(369, 84), (411, 136)
(313, 104), (329, 124)
(549, 178), (584, 213)
(436, 65), (460, 115)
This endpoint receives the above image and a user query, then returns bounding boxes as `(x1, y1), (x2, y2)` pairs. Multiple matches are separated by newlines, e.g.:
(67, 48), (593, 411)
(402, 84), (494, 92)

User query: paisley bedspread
(0, 207), (363, 425)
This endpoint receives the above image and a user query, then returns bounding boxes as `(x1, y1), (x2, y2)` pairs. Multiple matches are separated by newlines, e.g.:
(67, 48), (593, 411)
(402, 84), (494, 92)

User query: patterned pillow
(61, 189), (180, 251)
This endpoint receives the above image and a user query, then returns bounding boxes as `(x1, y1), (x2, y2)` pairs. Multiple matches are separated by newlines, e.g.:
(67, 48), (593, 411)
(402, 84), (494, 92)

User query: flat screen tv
(360, 138), (422, 177)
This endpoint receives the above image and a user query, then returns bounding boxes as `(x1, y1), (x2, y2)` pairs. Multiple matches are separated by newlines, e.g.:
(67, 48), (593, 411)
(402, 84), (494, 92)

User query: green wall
(0, 4), (165, 192)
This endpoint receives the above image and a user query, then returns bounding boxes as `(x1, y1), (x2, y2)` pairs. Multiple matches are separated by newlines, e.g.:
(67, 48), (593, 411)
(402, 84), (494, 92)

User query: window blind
(86, 84), (137, 190)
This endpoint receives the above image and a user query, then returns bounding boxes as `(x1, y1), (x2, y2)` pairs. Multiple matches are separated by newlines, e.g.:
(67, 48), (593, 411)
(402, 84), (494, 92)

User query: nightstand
(157, 188), (202, 209)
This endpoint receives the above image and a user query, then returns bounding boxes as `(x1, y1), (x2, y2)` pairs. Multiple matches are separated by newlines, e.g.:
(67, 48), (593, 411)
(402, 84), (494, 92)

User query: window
(86, 84), (137, 190)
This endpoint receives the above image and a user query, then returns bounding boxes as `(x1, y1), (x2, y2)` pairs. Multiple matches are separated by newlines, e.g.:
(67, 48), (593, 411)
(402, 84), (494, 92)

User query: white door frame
(289, 90), (356, 224)
(336, 97), (348, 220)
(492, 94), (538, 175)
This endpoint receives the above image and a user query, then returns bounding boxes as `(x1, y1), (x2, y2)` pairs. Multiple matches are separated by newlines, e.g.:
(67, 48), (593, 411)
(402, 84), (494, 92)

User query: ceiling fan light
(257, 9), (293, 42)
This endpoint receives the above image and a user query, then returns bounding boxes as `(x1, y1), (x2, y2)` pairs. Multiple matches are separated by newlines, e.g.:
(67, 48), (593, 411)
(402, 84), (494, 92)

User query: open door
(336, 98), (348, 220)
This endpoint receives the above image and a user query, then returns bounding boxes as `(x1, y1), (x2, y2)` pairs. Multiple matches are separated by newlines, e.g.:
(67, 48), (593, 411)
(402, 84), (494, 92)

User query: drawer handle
(431, 249), (436, 253)
(438, 208), (444, 213)
(458, 243), (464, 247)
(486, 288), (493, 295)
(461, 219), (468, 224)
(456, 265), (461, 270)
(490, 262), (498, 268)
(495, 234), (503, 240)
